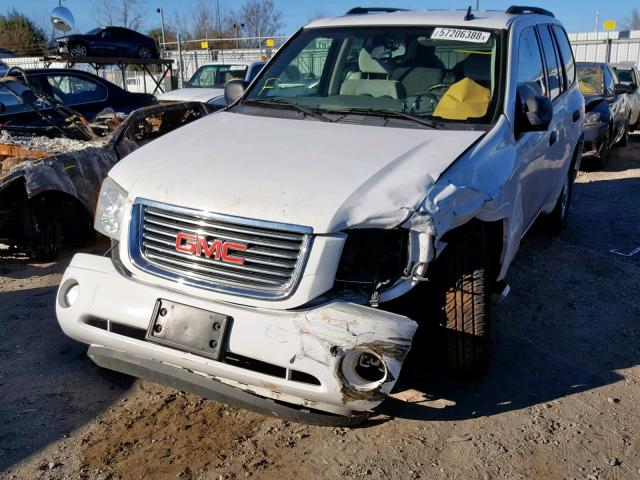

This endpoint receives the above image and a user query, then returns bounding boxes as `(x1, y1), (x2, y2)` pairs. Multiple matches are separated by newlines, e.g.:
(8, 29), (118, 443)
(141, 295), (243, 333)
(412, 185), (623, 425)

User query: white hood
(111, 112), (484, 233)
(157, 87), (224, 103)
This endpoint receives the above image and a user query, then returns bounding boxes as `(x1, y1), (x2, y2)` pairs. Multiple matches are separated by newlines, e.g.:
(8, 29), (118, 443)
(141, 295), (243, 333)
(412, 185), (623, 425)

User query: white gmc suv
(56, 6), (584, 425)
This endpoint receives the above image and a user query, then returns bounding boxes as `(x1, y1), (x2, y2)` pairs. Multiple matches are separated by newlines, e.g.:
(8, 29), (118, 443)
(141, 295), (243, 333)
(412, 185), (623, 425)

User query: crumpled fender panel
(0, 146), (118, 215)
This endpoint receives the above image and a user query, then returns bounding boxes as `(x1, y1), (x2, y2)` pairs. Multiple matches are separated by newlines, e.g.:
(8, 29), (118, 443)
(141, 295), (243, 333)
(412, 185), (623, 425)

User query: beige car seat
(340, 49), (404, 98)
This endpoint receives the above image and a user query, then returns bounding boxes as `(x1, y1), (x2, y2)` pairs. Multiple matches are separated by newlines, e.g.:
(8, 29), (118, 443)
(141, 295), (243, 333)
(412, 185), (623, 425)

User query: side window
(46, 75), (107, 104)
(603, 67), (615, 95)
(517, 27), (547, 97)
(552, 25), (576, 88)
(537, 25), (562, 99)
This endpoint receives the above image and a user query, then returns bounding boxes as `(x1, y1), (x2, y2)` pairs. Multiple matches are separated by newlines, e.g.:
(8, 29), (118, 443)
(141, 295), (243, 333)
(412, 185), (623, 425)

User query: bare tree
(94, 0), (145, 30)
(192, 0), (219, 39)
(623, 8), (640, 30)
(230, 0), (284, 47)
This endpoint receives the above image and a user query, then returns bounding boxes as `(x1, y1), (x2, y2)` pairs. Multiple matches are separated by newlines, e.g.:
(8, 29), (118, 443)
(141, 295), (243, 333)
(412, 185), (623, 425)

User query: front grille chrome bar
(128, 198), (313, 300)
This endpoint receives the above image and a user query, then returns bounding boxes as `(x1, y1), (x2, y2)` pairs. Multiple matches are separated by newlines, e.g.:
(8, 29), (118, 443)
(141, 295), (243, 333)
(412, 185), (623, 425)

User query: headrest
(359, 48), (390, 75)
(464, 53), (491, 84)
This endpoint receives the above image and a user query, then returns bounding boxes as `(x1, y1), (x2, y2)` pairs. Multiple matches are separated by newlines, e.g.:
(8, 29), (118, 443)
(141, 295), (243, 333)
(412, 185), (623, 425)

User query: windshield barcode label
(431, 28), (490, 43)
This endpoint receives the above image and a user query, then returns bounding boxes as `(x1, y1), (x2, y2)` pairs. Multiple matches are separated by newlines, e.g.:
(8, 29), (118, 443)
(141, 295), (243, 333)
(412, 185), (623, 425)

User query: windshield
(242, 26), (502, 125)
(186, 65), (248, 88)
(577, 66), (604, 95)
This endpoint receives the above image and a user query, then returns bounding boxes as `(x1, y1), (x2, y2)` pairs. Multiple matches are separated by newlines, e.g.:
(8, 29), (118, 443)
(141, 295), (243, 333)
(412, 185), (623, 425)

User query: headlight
(94, 177), (127, 239)
(585, 112), (601, 125)
(335, 229), (409, 286)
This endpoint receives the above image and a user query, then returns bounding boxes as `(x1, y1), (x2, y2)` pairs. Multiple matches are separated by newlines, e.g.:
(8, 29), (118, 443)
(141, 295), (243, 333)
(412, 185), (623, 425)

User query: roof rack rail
(346, 7), (408, 15)
(505, 6), (555, 17)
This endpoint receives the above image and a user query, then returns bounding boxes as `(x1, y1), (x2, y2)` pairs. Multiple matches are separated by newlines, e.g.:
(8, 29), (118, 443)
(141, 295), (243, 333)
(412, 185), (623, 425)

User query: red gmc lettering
(175, 232), (197, 254)
(175, 232), (247, 265)
(221, 242), (248, 264)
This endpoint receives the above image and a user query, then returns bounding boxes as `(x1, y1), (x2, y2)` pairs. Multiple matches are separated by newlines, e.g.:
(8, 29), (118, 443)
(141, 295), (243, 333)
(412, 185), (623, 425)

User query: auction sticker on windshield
(431, 28), (490, 43)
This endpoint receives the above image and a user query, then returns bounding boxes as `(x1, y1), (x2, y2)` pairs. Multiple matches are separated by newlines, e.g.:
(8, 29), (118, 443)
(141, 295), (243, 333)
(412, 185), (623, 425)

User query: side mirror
(224, 79), (248, 105)
(517, 90), (553, 132)
(614, 83), (631, 95)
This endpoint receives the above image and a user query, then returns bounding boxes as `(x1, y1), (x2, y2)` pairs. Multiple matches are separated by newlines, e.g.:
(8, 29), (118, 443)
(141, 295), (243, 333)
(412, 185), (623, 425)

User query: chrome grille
(129, 199), (312, 300)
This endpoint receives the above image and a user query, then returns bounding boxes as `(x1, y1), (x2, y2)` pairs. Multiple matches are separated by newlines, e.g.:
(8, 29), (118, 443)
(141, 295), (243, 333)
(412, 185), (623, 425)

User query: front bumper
(583, 123), (607, 156)
(56, 254), (417, 424)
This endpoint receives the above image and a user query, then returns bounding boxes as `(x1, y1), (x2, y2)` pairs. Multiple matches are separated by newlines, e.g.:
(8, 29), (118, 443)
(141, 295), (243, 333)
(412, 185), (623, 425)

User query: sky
(2, 0), (637, 36)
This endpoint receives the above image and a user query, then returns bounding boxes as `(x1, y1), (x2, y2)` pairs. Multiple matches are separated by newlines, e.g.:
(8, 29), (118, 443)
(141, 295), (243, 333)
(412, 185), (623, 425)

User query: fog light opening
(60, 281), (79, 308)
(340, 349), (388, 391)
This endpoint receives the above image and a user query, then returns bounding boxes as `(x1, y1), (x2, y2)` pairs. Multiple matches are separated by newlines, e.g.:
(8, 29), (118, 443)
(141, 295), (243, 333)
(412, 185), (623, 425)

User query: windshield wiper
(329, 107), (440, 129)
(241, 98), (332, 122)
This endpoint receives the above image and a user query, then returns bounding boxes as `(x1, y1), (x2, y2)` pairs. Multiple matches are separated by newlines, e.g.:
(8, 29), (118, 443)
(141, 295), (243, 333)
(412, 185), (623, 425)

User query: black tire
(430, 226), (490, 376)
(69, 42), (88, 58)
(29, 199), (61, 262)
(137, 45), (153, 59)
(544, 162), (575, 234)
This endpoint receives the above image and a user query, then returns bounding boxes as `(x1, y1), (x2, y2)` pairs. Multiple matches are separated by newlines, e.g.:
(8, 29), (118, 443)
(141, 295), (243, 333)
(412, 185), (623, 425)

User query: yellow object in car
(433, 78), (491, 120)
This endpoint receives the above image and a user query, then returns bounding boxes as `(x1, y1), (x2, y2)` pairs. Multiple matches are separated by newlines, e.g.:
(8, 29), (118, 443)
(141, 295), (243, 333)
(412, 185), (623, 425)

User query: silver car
(612, 62), (640, 131)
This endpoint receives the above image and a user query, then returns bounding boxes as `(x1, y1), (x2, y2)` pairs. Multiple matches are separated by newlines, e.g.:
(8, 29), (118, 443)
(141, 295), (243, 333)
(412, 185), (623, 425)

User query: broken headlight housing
(94, 177), (127, 240)
(335, 229), (409, 288)
(585, 111), (601, 126)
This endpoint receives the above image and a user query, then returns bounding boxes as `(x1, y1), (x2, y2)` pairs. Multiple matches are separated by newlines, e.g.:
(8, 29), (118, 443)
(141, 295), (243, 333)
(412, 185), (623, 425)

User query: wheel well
(30, 190), (94, 244)
(437, 219), (504, 289)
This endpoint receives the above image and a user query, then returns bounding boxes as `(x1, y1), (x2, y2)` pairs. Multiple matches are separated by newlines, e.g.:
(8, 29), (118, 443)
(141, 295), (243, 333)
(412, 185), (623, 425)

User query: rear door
(535, 24), (569, 205)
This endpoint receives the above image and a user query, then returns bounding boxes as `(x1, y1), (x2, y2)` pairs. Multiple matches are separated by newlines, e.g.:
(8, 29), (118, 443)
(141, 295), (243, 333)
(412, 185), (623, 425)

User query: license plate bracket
(145, 299), (230, 361)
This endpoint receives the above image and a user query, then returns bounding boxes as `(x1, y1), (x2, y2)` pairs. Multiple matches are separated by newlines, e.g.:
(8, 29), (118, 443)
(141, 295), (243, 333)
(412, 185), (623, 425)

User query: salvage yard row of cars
(1, 6), (640, 425)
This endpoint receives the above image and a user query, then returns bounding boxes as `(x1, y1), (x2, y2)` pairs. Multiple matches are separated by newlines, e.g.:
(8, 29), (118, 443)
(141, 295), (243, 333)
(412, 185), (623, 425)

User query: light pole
(233, 23), (245, 50)
(156, 7), (166, 49)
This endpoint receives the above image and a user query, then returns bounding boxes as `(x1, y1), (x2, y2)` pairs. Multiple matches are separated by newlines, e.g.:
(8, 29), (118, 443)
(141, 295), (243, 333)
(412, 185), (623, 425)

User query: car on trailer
(46, 26), (160, 59)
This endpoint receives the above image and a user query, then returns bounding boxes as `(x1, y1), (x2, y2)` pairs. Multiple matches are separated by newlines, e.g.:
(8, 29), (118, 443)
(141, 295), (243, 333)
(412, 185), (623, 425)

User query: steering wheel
(426, 83), (454, 92)
(408, 91), (439, 113)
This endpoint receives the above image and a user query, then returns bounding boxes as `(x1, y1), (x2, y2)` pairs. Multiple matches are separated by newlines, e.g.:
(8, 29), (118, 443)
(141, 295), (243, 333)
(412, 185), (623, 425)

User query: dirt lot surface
(1, 137), (639, 480)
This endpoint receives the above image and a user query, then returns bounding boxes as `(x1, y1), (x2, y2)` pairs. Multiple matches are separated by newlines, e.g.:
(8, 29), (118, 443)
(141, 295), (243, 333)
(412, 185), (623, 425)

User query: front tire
(430, 226), (490, 376)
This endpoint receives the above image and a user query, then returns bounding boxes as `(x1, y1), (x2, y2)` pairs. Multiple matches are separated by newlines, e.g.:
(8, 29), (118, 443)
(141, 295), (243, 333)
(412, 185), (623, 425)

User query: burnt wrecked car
(0, 68), (156, 138)
(0, 101), (213, 260)
(577, 62), (631, 164)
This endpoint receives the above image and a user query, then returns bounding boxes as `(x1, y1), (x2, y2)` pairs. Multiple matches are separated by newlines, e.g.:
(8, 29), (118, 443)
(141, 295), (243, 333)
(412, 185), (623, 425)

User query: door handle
(573, 110), (580, 122)
(549, 131), (558, 146)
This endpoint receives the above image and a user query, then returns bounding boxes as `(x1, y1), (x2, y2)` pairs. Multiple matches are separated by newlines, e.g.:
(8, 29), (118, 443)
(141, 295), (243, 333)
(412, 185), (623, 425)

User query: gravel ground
(1, 137), (639, 480)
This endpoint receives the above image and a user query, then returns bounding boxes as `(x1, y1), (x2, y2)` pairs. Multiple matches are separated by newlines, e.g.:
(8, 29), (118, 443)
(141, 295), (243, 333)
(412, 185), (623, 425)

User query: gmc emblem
(175, 232), (247, 265)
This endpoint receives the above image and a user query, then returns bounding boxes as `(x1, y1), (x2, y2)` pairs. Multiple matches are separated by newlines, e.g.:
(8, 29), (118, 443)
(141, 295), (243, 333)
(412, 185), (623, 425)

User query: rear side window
(537, 26), (562, 99)
(517, 27), (546, 97)
(552, 26), (576, 88)
(45, 74), (108, 105)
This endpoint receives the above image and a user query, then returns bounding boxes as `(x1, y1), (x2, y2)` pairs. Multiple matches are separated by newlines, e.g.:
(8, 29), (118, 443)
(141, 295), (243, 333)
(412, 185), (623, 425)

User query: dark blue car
(577, 62), (632, 164)
(0, 68), (156, 137)
(47, 26), (159, 59)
